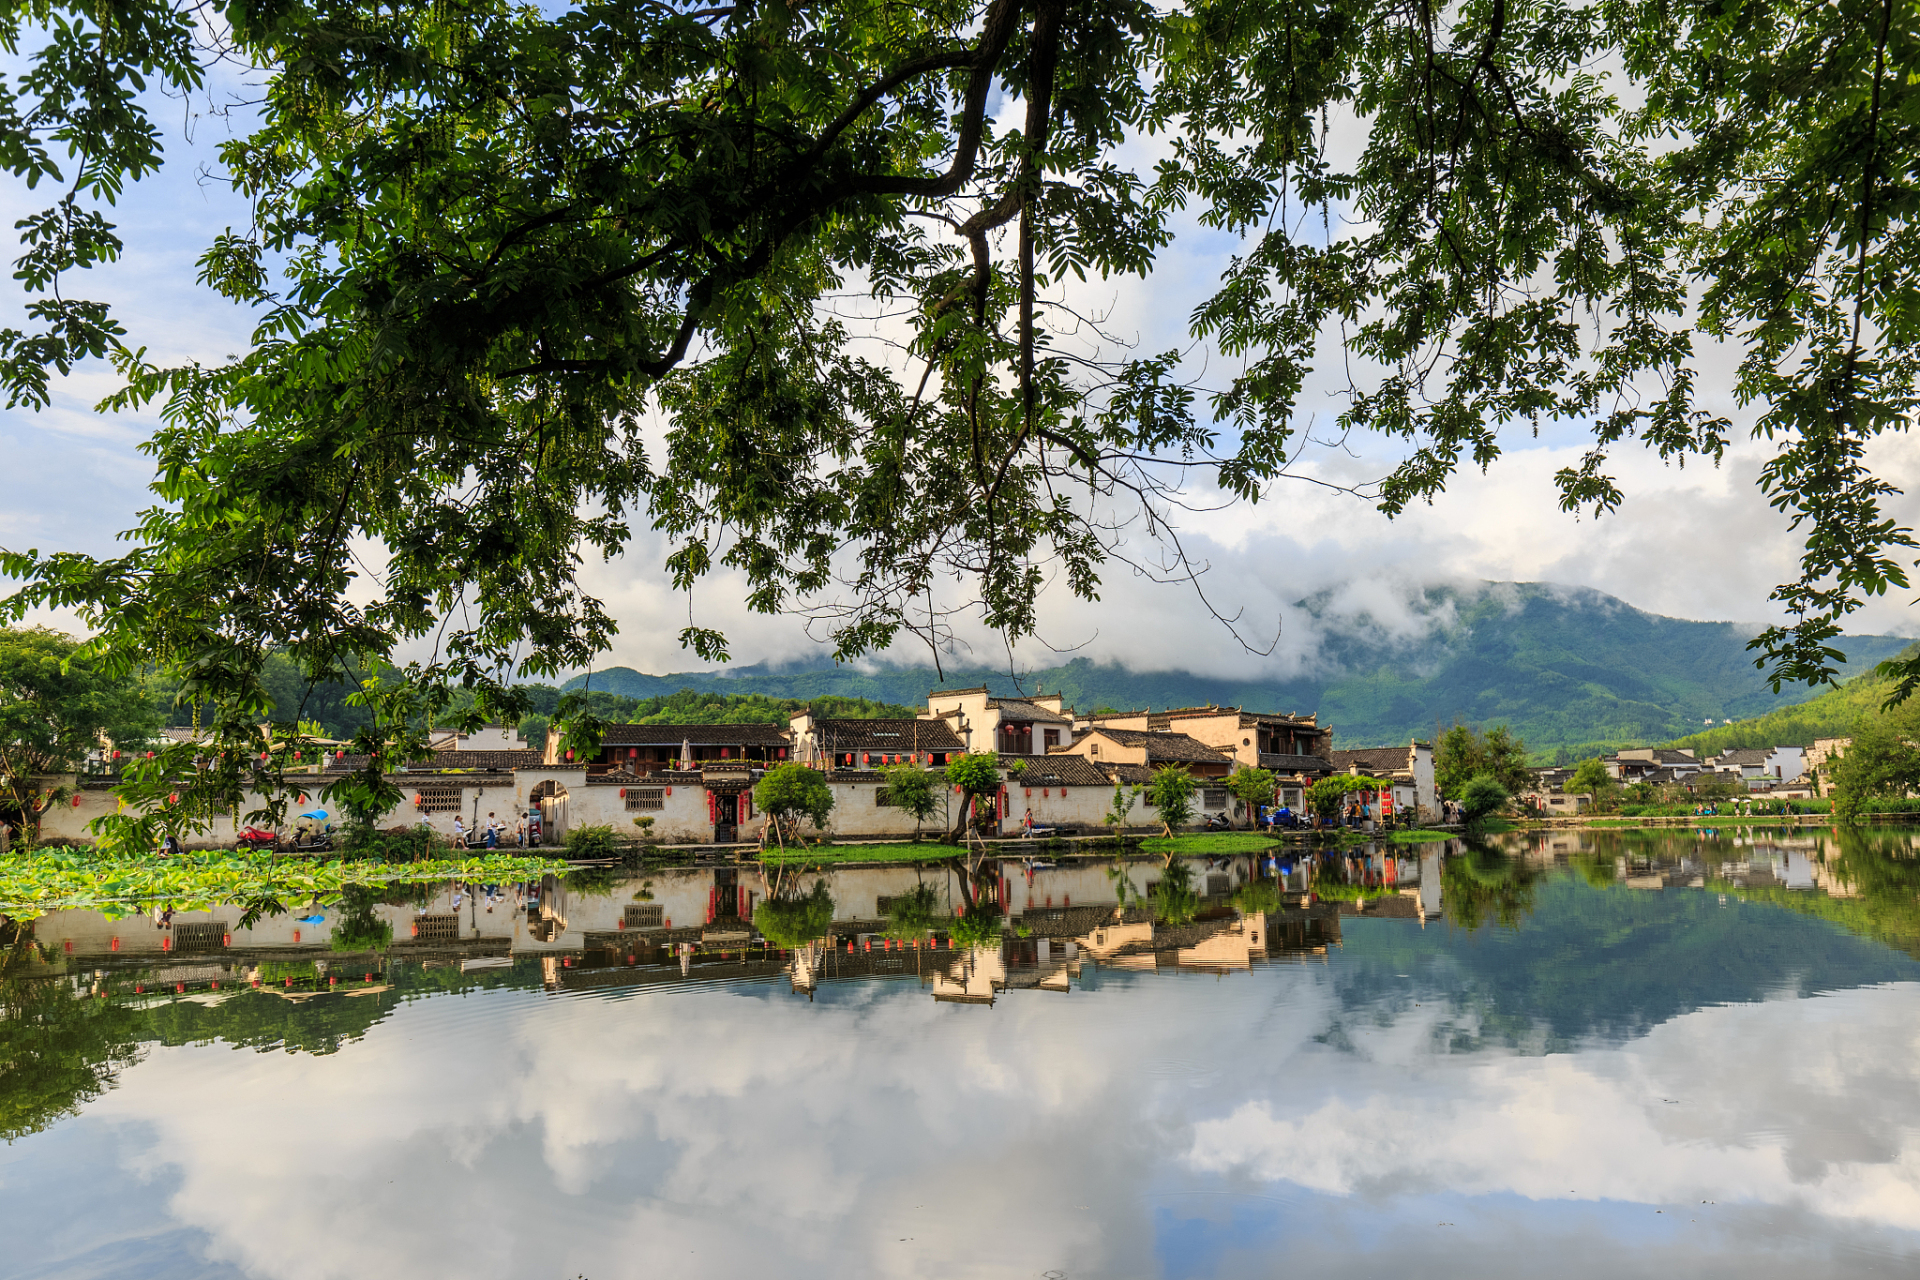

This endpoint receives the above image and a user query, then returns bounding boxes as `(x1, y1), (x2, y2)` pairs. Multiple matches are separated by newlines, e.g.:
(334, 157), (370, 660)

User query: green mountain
(1663, 645), (1916, 755)
(564, 582), (1915, 752)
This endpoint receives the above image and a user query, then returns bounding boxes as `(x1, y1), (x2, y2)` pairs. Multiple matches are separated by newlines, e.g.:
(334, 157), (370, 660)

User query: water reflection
(5, 827), (1920, 1278)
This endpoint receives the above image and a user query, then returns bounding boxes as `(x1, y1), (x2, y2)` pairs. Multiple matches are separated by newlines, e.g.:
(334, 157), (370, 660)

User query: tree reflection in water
(0, 926), (144, 1142)
(751, 880), (836, 948)
(883, 882), (943, 941)
(1442, 843), (1541, 932)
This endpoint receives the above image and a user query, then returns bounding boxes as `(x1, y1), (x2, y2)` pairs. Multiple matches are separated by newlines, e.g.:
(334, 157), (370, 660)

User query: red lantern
(168, 793), (178, 805)
(336, 750), (345, 760)
(619, 788), (627, 798)
(145, 751), (153, 759)
(566, 749), (574, 760)
(112, 749), (121, 760)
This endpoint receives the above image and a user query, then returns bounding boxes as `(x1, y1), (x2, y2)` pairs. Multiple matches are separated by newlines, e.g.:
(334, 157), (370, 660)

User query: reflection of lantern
(70, 794), (81, 808)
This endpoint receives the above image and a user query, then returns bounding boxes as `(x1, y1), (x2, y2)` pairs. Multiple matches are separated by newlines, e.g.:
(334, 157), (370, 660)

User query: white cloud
(1188, 984), (1920, 1227)
(39, 968), (1920, 1279)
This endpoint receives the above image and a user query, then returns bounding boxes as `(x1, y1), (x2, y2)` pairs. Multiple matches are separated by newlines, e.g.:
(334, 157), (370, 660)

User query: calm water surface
(6, 826), (1920, 1279)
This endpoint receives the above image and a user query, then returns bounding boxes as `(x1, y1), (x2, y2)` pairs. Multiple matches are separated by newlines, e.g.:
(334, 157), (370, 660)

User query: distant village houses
(33, 685), (1399, 848)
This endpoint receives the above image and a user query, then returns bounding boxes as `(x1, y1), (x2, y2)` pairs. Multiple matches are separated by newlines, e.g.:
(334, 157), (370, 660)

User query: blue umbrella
(300, 809), (329, 820)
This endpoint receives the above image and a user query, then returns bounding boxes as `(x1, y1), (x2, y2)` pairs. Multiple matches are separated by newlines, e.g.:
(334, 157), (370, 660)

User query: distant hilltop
(565, 582), (1915, 754)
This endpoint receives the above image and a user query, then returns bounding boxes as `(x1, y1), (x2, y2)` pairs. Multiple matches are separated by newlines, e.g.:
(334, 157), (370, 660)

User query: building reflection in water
(12, 827), (1920, 1019)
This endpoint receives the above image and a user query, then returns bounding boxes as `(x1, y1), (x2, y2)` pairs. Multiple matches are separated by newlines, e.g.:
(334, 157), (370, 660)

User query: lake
(5, 825), (1920, 1279)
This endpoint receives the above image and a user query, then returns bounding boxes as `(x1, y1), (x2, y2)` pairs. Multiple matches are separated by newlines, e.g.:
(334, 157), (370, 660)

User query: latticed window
(174, 922), (228, 951)
(875, 895), (894, 915)
(413, 913), (459, 941)
(624, 904), (664, 928)
(625, 788), (665, 811)
(874, 788), (895, 807)
(416, 786), (463, 813)
(1202, 788), (1229, 810)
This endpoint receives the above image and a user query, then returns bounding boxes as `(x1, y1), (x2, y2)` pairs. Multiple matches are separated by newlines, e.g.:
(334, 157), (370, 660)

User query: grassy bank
(1389, 829), (1456, 844)
(759, 841), (958, 864)
(1136, 833), (1281, 855)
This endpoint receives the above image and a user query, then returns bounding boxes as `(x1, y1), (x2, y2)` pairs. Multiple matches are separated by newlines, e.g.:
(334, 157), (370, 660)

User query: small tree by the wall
(943, 753), (1002, 841)
(1146, 765), (1196, 839)
(1225, 766), (1276, 828)
(753, 763), (834, 848)
(1102, 781), (1141, 844)
(881, 762), (938, 840)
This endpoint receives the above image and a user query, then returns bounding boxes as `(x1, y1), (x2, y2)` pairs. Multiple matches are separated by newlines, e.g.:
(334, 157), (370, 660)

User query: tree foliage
(1830, 703), (1920, 822)
(1225, 766), (1276, 824)
(880, 762), (939, 837)
(1146, 764), (1197, 836)
(3, 0), (1919, 848)
(753, 763), (835, 837)
(1305, 773), (1390, 822)
(1435, 722), (1533, 799)
(0, 628), (153, 844)
(1456, 774), (1511, 826)
(1568, 758), (1621, 814)
(943, 752), (1002, 832)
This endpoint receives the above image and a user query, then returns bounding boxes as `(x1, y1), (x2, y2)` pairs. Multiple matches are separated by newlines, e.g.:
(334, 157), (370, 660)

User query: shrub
(1457, 774), (1509, 826)
(564, 824), (618, 860)
(341, 824), (437, 861)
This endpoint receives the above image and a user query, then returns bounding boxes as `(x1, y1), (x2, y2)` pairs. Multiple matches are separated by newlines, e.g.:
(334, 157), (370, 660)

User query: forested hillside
(1664, 645), (1918, 755)
(565, 583), (1914, 753)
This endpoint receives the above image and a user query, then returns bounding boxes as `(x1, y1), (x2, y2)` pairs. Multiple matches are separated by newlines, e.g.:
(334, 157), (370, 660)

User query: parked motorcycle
(236, 825), (279, 851)
(1201, 812), (1233, 832)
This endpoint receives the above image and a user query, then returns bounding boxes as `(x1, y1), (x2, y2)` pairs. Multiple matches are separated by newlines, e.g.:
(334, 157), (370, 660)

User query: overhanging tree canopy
(1, 0), (1916, 848)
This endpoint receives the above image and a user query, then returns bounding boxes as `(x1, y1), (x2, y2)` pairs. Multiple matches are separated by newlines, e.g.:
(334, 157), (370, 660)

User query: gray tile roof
(1328, 747), (1413, 775)
(1087, 728), (1231, 763)
(987, 697), (1071, 723)
(809, 719), (965, 753)
(599, 723), (790, 746)
(1004, 755), (1111, 787)
(1257, 752), (1336, 774)
(1713, 748), (1773, 766)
